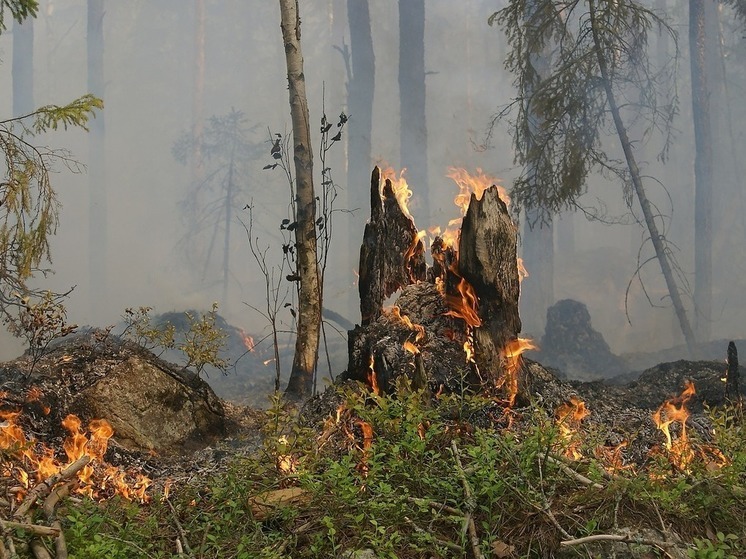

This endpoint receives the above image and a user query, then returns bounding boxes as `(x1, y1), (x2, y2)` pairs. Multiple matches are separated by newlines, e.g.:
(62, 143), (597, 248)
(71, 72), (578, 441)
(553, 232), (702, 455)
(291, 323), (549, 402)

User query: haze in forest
(0, 0), (744, 380)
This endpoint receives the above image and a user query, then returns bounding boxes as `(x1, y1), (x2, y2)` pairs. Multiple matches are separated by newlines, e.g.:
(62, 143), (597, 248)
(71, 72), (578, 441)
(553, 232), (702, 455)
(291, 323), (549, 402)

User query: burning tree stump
(359, 167), (426, 325)
(348, 167), (526, 402)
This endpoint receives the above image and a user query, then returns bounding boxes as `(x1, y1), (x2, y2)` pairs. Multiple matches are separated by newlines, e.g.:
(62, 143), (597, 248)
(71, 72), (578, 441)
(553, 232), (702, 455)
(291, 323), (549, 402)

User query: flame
(239, 329), (255, 352)
(555, 397), (589, 460)
(499, 338), (537, 407)
(652, 381), (696, 470)
(517, 257), (529, 283)
(380, 166), (414, 222)
(444, 275), (482, 328)
(0, 410), (152, 503)
(356, 420), (374, 477)
(446, 167), (510, 214)
(389, 306), (425, 342)
(367, 355), (381, 396)
(403, 340), (420, 354)
(595, 441), (633, 473)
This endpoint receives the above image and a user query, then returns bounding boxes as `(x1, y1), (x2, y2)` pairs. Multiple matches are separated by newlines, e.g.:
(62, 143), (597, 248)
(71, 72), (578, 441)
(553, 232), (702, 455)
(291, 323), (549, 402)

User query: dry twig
(546, 455), (604, 490)
(450, 441), (486, 559)
(14, 455), (91, 520)
(560, 533), (685, 549)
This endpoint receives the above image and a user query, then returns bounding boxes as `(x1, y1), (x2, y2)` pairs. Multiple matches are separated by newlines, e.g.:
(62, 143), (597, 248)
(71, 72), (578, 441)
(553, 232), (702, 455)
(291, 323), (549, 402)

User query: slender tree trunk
(12, 16), (33, 117)
(279, 0), (322, 401)
(588, 0), (697, 354)
(347, 0), (375, 321)
(222, 153), (234, 307)
(691, 0), (713, 342)
(87, 0), (107, 319)
(398, 0), (429, 223)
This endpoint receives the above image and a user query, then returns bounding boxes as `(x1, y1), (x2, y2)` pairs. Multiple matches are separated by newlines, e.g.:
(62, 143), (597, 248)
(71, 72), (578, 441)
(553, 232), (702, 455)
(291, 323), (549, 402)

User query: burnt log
(358, 167), (426, 325)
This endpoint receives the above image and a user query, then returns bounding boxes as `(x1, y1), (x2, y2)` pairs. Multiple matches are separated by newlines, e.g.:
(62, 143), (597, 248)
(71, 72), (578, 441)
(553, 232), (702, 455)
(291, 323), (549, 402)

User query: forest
(0, 0), (744, 557)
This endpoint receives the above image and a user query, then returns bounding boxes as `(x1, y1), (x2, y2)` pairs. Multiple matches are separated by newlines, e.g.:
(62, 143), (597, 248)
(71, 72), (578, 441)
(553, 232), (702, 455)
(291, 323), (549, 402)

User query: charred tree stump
(348, 170), (525, 402)
(358, 167), (426, 324)
(457, 186), (522, 394)
(726, 341), (740, 402)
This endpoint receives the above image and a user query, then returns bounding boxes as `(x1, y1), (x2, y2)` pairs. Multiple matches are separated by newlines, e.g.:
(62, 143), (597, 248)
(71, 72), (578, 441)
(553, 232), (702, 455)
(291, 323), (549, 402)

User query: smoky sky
(0, 0), (744, 366)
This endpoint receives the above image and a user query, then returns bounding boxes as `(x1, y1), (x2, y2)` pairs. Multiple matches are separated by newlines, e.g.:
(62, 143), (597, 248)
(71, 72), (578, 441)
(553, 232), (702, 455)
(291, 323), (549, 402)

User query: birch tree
(278, 0), (322, 401)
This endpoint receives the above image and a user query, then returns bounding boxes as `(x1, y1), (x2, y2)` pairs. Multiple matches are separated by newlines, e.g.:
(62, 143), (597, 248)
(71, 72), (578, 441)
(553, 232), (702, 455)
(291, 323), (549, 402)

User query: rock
(534, 299), (629, 380)
(0, 330), (226, 456)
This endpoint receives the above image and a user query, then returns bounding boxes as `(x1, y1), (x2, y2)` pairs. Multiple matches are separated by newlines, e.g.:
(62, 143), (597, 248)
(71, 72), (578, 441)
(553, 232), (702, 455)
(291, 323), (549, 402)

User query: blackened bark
(358, 167), (426, 325)
(726, 341), (740, 401)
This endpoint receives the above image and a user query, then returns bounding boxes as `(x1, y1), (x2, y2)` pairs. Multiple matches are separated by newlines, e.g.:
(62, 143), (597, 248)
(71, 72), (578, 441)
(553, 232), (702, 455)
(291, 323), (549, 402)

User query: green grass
(38, 386), (746, 558)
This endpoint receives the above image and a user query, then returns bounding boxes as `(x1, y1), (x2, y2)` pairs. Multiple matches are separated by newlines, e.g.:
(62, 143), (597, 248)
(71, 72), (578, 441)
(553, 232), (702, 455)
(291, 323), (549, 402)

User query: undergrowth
(54, 384), (746, 558)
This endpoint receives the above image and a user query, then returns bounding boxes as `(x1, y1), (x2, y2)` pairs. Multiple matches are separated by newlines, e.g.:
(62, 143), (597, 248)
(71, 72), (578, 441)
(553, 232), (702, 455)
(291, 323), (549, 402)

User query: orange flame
(517, 257), (529, 283)
(380, 167), (414, 222)
(555, 397), (589, 460)
(389, 306), (426, 342)
(239, 329), (255, 352)
(0, 411), (152, 503)
(403, 340), (420, 354)
(444, 276), (482, 328)
(446, 167), (510, 214)
(499, 337), (537, 407)
(652, 381), (696, 470)
(367, 355), (381, 396)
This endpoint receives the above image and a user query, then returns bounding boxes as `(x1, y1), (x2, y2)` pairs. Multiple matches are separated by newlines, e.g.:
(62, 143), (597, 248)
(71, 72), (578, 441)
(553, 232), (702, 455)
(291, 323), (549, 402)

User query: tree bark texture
(359, 167), (426, 325)
(690, 0), (713, 343)
(588, 0), (697, 354)
(458, 187), (522, 383)
(279, 0), (322, 401)
(12, 16), (33, 117)
(398, 0), (429, 223)
(87, 0), (107, 318)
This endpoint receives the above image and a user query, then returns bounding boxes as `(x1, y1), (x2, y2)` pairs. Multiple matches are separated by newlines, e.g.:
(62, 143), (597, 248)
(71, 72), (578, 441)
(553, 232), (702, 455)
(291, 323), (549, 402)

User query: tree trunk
(279, 0), (322, 401)
(588, 0), (697, 355)
(689, 0), (712, 342)
(347, 0), (375, 322)
(398, 0), (429, 223)
(12, 16), (33, 117)
(690, 0), (713, 343)
(87, 0), (107, 319)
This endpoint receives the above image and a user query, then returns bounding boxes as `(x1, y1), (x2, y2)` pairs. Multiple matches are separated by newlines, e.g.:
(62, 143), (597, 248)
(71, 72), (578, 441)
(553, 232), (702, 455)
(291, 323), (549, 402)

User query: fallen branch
(165, 497), (193, 557)
(404, 516), (463, 553)
(406, 497), (463, 517)
(29, 539), (53, 559)
(546, 455), (604, 490)
(0, 520), (59, 537)
(43, 483), (71, 559)
(14, 455), (91, 520)
(560, 533), (685, 549)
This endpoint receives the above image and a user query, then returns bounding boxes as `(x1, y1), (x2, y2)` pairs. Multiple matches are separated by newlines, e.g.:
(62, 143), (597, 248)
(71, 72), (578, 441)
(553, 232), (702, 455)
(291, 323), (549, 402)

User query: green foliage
(490, 0), (678, 223)
(688, 533), (742, 559)
(7, 290), (77, 362)
(121, 303), (228, 376)
(0, 95), (102, 345)
(0, 0), (38, 34)
(47, 387), (746, 558)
